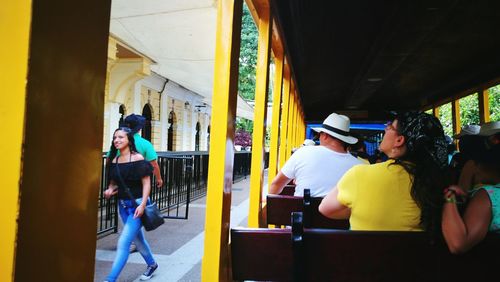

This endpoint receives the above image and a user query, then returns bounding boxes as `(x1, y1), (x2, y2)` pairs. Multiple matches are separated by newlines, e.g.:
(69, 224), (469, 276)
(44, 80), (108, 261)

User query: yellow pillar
(278, 66), (291, 169)
(433, 106), (439, 118)
(292, 98), (298, 147)
(248, 6), (271, 228)
(267, 50), (284, 188)
(5, 1), (111, 281)
(0, 2), (31, 281)
(452, 99), (461, 136)
(300, 112), (305, 141)
(479, 89), (491, 124)
(286, 92), (296, 159)
(201, 0), (242, 281)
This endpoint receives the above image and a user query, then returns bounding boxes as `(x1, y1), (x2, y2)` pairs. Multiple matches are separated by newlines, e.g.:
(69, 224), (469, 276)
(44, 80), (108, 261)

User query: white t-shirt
(281, 145), (363, 197)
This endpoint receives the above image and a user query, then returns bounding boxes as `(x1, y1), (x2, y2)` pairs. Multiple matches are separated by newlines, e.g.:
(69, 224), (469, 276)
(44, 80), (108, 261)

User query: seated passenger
(319, 111), (448, 232)
(291, 138), (316, 154)
(348, 135), (370, 164)
(442, 133), (500, 253)
(448, 124), (483, 189)
(269, 112), (363, 197)
(456, 121), (500, 191)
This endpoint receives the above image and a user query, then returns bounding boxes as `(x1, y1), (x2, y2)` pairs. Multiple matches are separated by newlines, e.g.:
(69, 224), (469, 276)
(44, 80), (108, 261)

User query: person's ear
(394, 135), (405, 147)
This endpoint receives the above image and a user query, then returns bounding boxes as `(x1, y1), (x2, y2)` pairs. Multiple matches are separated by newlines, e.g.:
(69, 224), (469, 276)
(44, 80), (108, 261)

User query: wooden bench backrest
(231, 212), (500, 282)
(266, 189), (349, 229)
(280, 184), (296, 196)
(230, 228), (293, 281)
(301, 229), (500, 282)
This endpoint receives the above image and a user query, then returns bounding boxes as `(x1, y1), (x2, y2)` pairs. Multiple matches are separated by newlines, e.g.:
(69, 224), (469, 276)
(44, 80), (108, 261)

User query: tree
(437, 87), (500, 137)
(489, 85), (500, 122)
(459, 93), (479, 126)
(238, 3), (258, 101)
(236, 117), (253, 134)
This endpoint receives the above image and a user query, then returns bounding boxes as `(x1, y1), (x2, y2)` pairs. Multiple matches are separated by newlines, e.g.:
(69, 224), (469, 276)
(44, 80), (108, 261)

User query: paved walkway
(94, 171), (267, 282)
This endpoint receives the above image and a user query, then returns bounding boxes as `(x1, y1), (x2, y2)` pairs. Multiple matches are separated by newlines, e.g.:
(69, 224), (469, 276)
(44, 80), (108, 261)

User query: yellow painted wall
(0, 1), (32, 280)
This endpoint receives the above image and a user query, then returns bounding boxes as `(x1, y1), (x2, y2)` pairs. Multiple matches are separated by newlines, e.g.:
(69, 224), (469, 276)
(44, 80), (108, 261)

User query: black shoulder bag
(115, 159), (165, 231)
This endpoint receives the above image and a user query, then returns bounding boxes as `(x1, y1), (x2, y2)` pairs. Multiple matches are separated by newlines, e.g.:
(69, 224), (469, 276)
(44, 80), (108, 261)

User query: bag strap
(114, 155), (139, 208)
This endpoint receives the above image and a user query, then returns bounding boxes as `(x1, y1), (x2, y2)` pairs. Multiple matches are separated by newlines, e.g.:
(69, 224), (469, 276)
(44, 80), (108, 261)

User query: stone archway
(119, 104), (126, 127)
(207, 124), (211, 150)
(168, 110), (177, 151)
(142, 104), (153, 141)
(195, 121), (201, 151)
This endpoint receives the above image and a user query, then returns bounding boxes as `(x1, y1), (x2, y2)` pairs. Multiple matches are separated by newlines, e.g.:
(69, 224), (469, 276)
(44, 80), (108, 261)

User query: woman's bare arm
(319, 186), (351, 219)
(442, 187), (492, 254)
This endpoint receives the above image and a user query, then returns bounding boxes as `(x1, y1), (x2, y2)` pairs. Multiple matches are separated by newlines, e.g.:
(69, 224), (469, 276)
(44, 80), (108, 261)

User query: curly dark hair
(391, 111), (448, 235)
(108, 127), (138, 162)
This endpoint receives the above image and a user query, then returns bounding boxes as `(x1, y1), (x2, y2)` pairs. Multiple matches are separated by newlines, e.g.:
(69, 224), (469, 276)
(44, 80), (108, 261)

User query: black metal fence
(97, 150), (262, 236)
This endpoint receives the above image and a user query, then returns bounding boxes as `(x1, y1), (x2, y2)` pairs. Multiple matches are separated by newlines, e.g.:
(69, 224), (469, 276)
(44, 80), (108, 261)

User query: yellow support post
(278, 66), (291, 169)
(479, 89), (491, 124)
(292, 99), (298, 147)
(0, 2), (31, 281)
(300, 113), (305, 141)
(4, 1), (111, 281)
(285, 92), (295, 160)
(201, 0), (242, 280)
(267, 50), (284, 188)
(452, 99), (461, 136)
(433, 107), (439, 118)
(248, 6), (271, 228)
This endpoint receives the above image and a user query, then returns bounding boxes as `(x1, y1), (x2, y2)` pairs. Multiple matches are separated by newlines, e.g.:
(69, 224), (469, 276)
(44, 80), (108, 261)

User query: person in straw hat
(269, 113), (363, 197)
(455, 120), (500, 192)
(442, 120), (500, 254)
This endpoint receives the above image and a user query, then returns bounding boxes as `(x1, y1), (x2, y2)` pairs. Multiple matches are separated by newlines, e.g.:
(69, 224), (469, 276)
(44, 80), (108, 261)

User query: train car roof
(270, 0), (500, 122)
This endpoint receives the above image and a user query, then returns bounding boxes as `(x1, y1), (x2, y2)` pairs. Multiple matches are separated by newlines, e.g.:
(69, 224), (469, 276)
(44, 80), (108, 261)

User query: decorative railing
(97, 150), (266, 236)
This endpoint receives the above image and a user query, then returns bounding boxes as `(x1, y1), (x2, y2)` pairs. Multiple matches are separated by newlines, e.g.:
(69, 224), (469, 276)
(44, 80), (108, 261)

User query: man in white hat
(269, 113), (363, 197)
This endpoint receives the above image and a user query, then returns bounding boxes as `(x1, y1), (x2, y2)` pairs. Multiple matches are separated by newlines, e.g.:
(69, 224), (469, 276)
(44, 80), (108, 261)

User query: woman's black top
(108, 160), (153, 199)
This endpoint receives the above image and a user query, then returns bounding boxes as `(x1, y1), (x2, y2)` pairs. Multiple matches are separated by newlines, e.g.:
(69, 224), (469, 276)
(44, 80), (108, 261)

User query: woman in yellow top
(319, 111), (448, 232)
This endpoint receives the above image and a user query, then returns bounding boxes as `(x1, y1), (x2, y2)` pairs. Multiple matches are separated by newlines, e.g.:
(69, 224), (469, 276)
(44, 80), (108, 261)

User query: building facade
(103, 37), (211, 152)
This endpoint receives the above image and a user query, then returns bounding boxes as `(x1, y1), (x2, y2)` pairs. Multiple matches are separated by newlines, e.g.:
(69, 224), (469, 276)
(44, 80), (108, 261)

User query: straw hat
(478, 121), (500, 136)
(311, 113), (358, 144)
(302, 139), (316, 146)
(453, 124), (480, 139)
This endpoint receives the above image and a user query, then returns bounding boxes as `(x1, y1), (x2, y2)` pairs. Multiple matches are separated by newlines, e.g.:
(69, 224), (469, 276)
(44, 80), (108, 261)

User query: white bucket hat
(479, 121), (500, 136)
(311, 113), (358, 144)
(453, 124), (480, 139)
(302, 139), (316, 146)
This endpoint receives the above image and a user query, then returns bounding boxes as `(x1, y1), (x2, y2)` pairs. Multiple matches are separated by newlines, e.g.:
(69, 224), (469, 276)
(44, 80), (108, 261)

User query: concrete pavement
(94, 172), (266, 282)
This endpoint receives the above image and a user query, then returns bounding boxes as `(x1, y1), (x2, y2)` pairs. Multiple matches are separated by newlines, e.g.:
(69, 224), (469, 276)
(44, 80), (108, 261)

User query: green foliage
(236, 117), (253, 134)
(437, 86), (499, 137)
(439, 103), (453, 137)
(489, 85), (500, 121)
(238, 3), (258, 101)
(459, 93), (479, 126)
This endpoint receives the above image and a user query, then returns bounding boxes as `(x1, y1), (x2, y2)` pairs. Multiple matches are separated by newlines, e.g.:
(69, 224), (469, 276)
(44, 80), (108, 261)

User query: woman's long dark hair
(108, 127), (138, 162)
(391, 112), (449, 235)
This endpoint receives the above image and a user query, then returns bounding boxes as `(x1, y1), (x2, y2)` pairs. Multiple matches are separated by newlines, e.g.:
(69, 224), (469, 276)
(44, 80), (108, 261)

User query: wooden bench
(266, 189), (349, 229)
(279, 184), (296, 196)
(231, 212), (500, 282)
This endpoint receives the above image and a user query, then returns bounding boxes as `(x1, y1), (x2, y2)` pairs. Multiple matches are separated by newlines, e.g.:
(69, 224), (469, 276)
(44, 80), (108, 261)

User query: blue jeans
(106, 198), (156, 282)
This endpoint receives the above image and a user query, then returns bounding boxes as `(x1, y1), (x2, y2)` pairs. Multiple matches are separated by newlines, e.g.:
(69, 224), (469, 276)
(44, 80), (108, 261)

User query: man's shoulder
(134, 135), (153, 147)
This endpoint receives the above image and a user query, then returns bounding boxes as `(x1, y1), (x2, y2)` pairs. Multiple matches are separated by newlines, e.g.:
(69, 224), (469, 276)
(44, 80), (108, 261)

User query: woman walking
(104, 127), (158, 281)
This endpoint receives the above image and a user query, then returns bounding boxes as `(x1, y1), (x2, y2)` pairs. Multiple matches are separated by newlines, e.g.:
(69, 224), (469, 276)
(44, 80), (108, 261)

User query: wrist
(444, 196), (457, 204)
